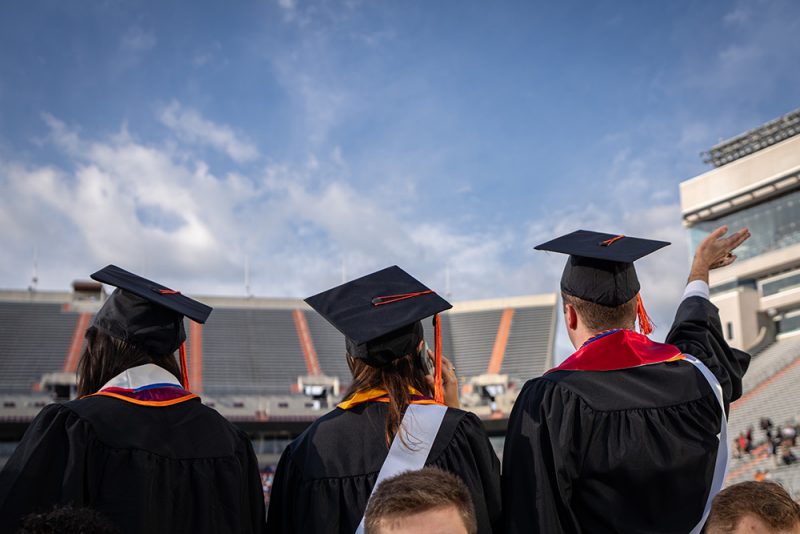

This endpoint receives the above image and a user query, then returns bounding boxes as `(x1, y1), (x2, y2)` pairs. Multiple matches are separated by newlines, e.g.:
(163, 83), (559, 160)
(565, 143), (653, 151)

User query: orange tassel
(434, 314), (444, 404)
(636, 294), (654, 336)
(179, 342), (190, 390)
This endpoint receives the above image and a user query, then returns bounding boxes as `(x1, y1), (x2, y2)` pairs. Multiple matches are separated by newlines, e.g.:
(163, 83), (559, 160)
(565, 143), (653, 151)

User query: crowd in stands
(260, 466), (276, 507)
(735, 416), (800, 469)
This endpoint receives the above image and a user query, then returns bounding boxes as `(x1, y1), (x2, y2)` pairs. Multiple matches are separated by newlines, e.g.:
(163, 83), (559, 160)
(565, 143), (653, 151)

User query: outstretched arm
(666, 226), (751, 409)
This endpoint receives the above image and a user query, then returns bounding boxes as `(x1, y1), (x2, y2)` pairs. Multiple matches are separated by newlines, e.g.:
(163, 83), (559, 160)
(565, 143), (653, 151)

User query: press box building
(679, 108), (800, 352)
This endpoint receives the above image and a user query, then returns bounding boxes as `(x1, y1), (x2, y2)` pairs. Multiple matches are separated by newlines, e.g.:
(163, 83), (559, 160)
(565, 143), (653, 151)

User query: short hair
(562, 292), (638, 332)
(18, 505), (120, 534)
(706, 481), (800, 533)
(364, 468), (477, 534)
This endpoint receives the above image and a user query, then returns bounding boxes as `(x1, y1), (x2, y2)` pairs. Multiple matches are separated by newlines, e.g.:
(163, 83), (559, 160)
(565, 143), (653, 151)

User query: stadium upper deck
(0, 284), (557, 431)
(680, 107), (800, 352)
(682, 108), (800, 497)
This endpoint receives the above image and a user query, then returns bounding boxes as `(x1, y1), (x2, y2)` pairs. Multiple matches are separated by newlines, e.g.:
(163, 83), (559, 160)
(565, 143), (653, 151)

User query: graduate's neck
(565, 304), (632, 350)
(565, 303), (594, 350)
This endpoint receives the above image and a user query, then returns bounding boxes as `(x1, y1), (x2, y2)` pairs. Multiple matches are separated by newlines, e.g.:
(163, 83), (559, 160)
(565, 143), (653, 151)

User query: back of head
(562, 292), (638, 332)
(706, 481), (800, 533)
(77, 327), (182, 397)
(364, 467), (477, 534)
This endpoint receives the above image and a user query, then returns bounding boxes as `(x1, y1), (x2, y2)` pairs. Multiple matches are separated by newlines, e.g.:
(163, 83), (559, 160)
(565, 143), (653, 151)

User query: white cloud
(120, 27), (157, 52)
(685, 0), (800, 95)
(0, 113), (521, 303)
(1, 111), (701, 367)
(723, 6), (751, 25)
(158, 101), (260, 163)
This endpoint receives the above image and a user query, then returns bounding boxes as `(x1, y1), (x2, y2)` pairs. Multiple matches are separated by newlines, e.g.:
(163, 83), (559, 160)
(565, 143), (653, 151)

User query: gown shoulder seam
(541, 372), (718, 413)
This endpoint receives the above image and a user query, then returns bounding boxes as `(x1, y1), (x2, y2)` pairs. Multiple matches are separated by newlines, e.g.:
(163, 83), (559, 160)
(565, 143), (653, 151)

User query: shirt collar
(100, 363), (182, 391)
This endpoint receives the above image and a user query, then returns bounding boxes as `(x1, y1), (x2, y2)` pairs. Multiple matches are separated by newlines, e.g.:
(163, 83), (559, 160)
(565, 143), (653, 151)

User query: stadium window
(726, 322), (734, 340)
(762, 270), (800, 297)
(278, 402), (289, 408)
(777, 313), (800, 335)
(3, 401), (15, 408)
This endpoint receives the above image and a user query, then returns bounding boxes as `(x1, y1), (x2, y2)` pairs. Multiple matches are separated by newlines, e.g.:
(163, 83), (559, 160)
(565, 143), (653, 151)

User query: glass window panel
(762, 271), (800, 297)
(689, 189), (800, 261)
(777, 314), (800, 335)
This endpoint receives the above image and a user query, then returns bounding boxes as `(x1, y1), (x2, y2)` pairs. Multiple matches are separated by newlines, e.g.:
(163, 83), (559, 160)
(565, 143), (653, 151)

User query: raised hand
(689, 226), (751, 283)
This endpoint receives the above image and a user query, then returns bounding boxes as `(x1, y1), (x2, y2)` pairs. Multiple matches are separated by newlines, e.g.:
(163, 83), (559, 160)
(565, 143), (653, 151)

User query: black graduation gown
(0, 396), (267, 534)
(502, 296), (750, 533)
(265, 402), (502, 534)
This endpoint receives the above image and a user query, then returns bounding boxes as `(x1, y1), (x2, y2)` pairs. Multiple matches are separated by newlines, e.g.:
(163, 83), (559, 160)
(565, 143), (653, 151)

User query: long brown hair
(343, 351), (433, 447)
(77, 328), (182, 397)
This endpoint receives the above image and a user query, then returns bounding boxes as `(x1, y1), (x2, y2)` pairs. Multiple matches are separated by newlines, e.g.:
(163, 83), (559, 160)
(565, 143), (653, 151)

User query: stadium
(2, 107), (800, 518)
(0, 284), (558, 502)
(681, 107), (800, 496)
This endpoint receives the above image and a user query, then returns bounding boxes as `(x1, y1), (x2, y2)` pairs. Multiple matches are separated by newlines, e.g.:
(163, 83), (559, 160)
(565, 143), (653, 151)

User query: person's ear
(564, 303), (579, 331)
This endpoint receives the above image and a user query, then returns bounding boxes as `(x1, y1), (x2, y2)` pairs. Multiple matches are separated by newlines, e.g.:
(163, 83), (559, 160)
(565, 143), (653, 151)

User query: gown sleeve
(0, 404), (91, 533)
(665, 295), (751, 410)
(431, 412), (502, 534)
(501, 377), (594, 534)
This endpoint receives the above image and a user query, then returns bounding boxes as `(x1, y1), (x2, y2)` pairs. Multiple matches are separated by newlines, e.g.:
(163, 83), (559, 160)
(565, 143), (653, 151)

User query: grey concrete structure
(679, 109), (800, 351)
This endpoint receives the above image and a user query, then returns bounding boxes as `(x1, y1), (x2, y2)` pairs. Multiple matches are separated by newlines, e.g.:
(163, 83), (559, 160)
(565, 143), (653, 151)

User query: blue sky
(1, 0), (799, 356)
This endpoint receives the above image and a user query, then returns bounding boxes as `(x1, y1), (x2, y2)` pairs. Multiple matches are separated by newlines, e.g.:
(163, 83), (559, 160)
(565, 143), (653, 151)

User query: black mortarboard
(534, 230), (669, 308)
(304, 266), (452, 368)
(89, 265), (212, 388)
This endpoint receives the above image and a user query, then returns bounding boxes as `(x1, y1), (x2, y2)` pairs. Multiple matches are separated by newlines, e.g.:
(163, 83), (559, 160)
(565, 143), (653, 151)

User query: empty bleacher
(445, 309), (503, 378)
(304, 310), (350, 381)
(0, 290), (558, 416)
(422, 314), (455, 368)
(740, 334), (800, 394)
(502, 306), (556, 381)
(0, 302), (77, 393)
(202, 308), (307, 396)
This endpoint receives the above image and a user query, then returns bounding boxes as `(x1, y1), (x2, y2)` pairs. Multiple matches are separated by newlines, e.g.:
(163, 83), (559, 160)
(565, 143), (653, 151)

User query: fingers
(428, 350), (456, 380)
(723, 228), (750, 252)
(710, 254), (737, 270)
(707, 225), (729, 242)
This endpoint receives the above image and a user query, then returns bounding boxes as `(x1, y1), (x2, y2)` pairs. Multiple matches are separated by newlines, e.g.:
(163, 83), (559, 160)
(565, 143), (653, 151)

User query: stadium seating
(502, 306), (555, 381)
(303, 310), (350, 380)
(0, 302), (77, 393)
(724, 334), (800, 496)
(740, 334), (800, 394)
(0, 293), (558, 398)
(202, 309), (308, 395)
(443, 310), (503, 378)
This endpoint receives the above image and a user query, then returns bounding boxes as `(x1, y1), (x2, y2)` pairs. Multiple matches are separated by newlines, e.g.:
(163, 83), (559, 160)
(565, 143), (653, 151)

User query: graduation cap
(305, 266), (452, 403)
(534, 230), (669, 334)
(89, 265), (213, 390)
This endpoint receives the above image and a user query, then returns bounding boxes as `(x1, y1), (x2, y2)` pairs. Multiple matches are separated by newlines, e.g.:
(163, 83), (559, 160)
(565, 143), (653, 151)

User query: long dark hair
(342, 351), (433, 447)
(76, 328), (182, 397)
